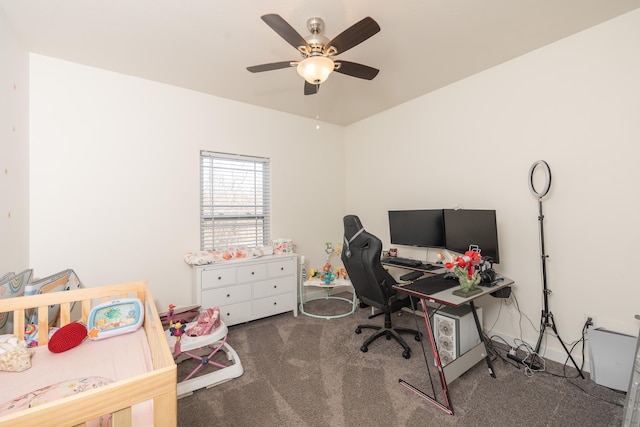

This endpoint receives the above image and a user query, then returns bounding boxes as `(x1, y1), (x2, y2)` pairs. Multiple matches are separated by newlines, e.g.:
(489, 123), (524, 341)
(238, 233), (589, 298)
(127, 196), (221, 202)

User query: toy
(167, 304), (176, 326)
(169, 320), (186, 355)
(160, 304), (200, 328)
(87, 298), (144, 340)
(48, 322), (87, 353)
(309, 242), (349, 284)
(23, 324), (58, 347)
(320, 263), (333, 284)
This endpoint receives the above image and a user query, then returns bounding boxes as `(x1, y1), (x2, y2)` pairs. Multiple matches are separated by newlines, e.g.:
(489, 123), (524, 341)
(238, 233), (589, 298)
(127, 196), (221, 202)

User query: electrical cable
(511, 292), (540, 334)
(485, 297), (504, 335)
(488, 334), (511, 348)
(480, 275), (588, 380)
(565, 378), (625, 407)
(560, 321), (589, 379)
(482, 287), (616, 409)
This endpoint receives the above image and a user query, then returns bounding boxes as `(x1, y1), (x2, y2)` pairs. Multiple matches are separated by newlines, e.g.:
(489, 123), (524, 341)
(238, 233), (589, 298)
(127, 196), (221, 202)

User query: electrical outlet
(584, 313), (598, 328)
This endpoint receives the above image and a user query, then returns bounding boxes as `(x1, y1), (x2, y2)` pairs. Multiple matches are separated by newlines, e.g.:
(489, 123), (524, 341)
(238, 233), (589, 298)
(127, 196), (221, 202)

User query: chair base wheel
(354, 317), (419, 358)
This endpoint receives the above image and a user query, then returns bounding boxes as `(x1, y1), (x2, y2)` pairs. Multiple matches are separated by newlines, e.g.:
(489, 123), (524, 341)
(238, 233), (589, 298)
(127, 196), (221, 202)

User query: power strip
(507, 352), (542, 371)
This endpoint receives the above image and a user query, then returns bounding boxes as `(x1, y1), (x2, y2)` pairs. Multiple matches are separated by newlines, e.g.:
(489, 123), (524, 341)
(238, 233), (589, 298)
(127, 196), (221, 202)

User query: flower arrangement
(445, 250), (482, 295)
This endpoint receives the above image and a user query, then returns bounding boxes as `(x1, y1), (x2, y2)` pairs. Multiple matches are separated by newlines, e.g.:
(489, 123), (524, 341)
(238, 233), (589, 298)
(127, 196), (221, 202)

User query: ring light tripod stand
(520, 160), (585, 378)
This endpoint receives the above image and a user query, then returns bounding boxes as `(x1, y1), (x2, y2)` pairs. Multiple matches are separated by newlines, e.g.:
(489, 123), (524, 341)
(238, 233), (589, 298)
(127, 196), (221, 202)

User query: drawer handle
(280, 267), (284, 271)
(251, 271), (255, 275)
(218, 276), (222, 280)
(226, 294), (230, 298)
(273, 302), (277, 306)
(273, 285), (277, 289)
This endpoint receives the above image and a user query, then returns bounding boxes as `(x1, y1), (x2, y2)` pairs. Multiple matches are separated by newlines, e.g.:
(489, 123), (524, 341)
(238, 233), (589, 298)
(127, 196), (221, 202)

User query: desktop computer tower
(432, 305), (483, 366)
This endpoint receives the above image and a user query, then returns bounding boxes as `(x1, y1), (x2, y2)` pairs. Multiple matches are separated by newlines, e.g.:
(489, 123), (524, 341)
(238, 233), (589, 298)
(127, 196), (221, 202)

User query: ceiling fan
(246, 14), (381, 95)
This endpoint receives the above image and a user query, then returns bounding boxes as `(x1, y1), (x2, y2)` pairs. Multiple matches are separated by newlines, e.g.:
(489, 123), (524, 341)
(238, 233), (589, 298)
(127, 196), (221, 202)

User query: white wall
(0, 8), (29, 274)
(29, 55), (346, 308)
(24, 8), (640, 368)
(345, 9), (640, 365)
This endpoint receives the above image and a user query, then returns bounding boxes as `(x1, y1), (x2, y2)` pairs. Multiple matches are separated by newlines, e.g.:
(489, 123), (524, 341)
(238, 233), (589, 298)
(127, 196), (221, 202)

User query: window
(200, 151), (270, 250)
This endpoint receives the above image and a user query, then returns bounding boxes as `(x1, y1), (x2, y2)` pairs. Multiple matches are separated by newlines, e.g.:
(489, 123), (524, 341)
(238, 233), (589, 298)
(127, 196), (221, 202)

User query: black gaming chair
(341, 215), (420, 359)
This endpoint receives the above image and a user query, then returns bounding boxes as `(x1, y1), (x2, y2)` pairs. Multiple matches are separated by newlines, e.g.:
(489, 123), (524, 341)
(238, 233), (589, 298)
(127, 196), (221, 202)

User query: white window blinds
(200, 151), (271, 250)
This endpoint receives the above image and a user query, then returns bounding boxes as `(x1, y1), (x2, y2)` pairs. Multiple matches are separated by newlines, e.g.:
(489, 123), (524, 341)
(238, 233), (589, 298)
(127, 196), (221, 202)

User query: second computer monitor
(443, 209), (500, 264)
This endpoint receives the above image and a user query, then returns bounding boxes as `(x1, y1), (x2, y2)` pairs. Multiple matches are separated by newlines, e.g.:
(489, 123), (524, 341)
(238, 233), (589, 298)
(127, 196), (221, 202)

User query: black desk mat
(399, 274), (458, 296)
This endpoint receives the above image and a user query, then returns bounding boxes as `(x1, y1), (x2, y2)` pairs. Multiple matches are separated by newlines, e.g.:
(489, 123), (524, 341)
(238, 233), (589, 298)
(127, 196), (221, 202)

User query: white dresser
(193, 254), (298, 326)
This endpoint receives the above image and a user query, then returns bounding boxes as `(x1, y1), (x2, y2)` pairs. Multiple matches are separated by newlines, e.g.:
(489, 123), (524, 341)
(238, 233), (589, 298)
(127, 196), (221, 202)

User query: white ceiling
(2, 1), (639, 126)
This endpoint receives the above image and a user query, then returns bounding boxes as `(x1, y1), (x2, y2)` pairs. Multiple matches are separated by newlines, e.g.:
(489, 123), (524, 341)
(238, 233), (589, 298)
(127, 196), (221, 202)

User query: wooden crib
(0, 281), (177, 426)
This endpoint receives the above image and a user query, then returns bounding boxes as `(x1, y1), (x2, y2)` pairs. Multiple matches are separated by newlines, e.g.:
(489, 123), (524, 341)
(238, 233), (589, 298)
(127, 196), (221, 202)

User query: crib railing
(0, 281), (177, 427)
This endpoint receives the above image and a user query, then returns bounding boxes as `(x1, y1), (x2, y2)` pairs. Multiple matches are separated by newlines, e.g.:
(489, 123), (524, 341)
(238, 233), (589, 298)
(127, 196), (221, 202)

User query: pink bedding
(0, 328), (154, 423)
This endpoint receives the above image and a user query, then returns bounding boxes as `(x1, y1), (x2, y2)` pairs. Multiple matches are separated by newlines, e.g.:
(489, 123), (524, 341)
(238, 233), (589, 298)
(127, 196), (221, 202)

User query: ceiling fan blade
(334, 61), (379, 80)
(324, 17), (380, 55)
(247, 61), (295, 73)
(261, 14), (310, 51)
(304, 81), (319, 95)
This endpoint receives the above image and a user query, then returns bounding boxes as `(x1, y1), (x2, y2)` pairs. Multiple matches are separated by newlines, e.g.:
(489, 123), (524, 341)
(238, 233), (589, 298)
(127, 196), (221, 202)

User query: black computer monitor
(388, 209), (445, 248)
(443, 209), (500, 264)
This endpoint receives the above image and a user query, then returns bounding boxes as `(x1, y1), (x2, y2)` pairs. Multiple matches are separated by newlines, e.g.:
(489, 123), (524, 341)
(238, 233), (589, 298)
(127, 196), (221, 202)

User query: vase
(452, 273), (482, 297)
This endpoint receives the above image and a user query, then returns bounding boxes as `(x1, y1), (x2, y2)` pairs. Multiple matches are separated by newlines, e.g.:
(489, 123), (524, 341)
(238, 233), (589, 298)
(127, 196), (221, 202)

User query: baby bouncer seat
(165, 307), (243, 398)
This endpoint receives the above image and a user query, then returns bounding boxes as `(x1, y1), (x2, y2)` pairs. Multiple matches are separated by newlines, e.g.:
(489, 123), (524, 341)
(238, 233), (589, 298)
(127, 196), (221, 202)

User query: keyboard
(384, 257), (422, 267)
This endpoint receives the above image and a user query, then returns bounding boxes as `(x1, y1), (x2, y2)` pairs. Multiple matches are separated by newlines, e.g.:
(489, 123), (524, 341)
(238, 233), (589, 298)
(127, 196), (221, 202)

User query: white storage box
(588, 327), (636, 392)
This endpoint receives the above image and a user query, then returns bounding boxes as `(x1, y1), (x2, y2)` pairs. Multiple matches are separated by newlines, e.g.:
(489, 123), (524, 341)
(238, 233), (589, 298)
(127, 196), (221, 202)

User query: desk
(391, 270), (514, 415)
(299, 278), (356, 319)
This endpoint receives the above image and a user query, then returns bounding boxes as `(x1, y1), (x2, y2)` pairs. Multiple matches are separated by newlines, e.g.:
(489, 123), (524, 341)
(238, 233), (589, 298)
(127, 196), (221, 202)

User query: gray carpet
(177, 297), (625, 426)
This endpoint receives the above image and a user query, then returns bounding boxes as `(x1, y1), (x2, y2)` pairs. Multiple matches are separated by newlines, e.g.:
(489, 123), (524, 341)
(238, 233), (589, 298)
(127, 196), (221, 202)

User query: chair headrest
(343, 215), (364, 240)
(343, 215), (365, 258)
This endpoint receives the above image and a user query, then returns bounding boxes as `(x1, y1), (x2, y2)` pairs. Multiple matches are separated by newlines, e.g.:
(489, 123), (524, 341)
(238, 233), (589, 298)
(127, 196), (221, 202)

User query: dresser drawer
(201, 267), (237, 289)
(268, 259), (296, 277)
(201, 283), (251, 307)
(252, 292), (294, 319)
(218, 301), (252, 326)
(237, 263), (268, 282)
(193, 254), (298, 324)
(253, 277), (295, 299)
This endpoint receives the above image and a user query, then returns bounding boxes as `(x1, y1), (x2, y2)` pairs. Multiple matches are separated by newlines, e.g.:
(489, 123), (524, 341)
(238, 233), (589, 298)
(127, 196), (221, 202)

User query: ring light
(528, 160), (551, 198)
(524, 159), (584, 376)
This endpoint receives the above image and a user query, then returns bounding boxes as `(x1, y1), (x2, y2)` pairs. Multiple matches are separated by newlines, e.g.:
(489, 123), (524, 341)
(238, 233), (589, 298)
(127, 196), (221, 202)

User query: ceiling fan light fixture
(297, 56), (334, 85)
